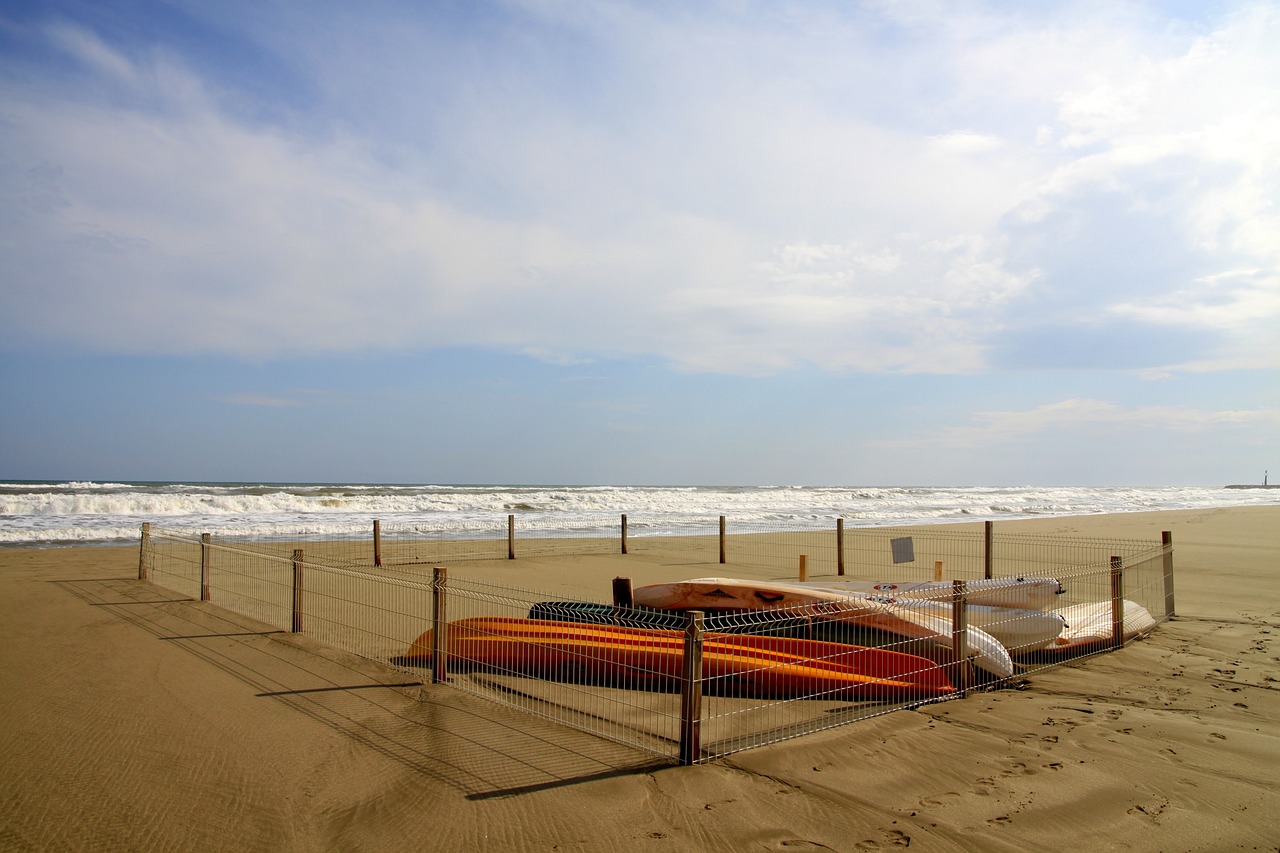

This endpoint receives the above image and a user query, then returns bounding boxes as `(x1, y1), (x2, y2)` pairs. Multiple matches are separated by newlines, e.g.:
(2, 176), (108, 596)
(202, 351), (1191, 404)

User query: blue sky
(1, 0), (1277, 486)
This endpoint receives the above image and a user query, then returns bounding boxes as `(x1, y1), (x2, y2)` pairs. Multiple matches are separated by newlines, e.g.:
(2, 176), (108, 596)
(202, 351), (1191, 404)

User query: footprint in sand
(852, 829), (911, 849)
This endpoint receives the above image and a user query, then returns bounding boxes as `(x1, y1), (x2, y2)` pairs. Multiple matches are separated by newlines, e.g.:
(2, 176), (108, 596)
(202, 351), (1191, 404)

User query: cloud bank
(2, 1), (1277, 376)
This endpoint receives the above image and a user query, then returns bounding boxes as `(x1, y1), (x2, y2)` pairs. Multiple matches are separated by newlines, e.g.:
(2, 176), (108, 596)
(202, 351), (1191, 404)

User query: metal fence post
(291, 549), (304, 633)
(1161, 531), (1175, 618)
(432, 567), (449, 683)
(200, 533), (211, 601)
(679, 610), (705, 765)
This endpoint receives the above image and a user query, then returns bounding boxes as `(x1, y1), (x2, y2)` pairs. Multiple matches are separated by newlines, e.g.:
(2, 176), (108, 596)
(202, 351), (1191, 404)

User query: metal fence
(137, 520), (1173, 764)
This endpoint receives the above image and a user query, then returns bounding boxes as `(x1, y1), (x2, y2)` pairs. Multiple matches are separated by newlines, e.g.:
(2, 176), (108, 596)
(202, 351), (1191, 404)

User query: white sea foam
(0, 482), (1275, 546)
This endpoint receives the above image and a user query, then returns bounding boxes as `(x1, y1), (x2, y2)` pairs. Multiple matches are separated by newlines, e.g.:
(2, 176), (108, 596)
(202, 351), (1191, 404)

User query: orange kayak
(404, 617), (954, 701)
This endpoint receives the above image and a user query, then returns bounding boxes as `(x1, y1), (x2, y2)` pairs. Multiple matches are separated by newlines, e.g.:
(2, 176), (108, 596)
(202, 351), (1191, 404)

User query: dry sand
(2, 506), (1277, 851)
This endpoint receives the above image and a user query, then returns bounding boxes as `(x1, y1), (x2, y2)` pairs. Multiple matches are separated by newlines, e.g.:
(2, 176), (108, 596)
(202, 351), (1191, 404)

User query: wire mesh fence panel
(138, 520), (1175, 765)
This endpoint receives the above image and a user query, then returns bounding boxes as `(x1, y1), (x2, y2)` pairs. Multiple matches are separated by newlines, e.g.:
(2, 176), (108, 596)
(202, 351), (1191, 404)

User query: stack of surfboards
(631, 576), (1158, 676)
(403, 616), (956, 701)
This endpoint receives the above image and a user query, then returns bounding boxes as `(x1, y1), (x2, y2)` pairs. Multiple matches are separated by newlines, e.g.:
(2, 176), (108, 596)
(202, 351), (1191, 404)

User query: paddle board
(632, 578), (1015, 679)
(403, 616), (955, 701)
(800, 577), (1065, 611)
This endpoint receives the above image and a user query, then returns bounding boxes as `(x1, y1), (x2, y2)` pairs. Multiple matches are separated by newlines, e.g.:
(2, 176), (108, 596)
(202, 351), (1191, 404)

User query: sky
(1, 0), (1277, 486)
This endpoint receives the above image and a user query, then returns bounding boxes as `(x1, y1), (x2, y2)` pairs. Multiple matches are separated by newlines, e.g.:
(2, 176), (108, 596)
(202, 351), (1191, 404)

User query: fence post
(951, 579), (971, 694)
(291, 549), (304, 633)
(836, 517), (845, 576)
(373, 520), (382, 567)
(1110, 556), (1125, 649)
(200, 533), (211, 602)
(983, 520), (994, 580)
(612, 577), (633, 610)
(621, 513), (628, 555)
(719, 516), (726, 565)
(1161, 531), (1176, 618)
(432, 567), (449, 683)
(798, 554), (807, 582)
(138, 522), (151, 581)
(508, 515), (516, 560)
(679, 610), (705, 765)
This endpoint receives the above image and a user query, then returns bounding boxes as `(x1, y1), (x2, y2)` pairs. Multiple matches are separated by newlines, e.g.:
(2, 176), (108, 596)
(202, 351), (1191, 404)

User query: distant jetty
(1225, 471), (1278, 489)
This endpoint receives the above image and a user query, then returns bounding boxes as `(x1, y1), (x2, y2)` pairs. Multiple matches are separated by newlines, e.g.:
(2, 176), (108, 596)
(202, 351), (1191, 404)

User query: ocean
(2, 481), (1277, 547)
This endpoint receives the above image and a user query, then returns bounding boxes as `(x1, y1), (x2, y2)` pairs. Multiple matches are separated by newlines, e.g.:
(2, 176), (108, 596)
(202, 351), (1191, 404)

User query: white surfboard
(633, 577), (1015, 679)
(800, 577), (1065, 611)
(853, 595), (1067, 654)
(1040, 600), (1158, 652)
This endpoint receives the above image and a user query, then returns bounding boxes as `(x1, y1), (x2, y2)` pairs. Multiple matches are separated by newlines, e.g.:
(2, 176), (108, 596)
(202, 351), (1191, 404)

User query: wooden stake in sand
(836, 517), (845, 576)
(934, 560), (944, 582)
(612, 576), (633, 610)
(138, 522), (150, 581)
(1162, 530), (1176, 617)
(679, 611), (705, 766)
(798, 554), (807, 582)
(984, 520), (994, 580)
(373, 520), (382, 568)
(1110, 556), (1125, 649)
(951, 579), (971, 695)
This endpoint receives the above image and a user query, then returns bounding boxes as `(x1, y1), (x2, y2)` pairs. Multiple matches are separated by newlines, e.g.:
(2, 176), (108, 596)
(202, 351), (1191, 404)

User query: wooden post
(951, 580), (971, 694)
(200, 533), (211, 602)
(612, 577), (634, 610)
(983, 520), (994, 580)
(373, 519), (382, 567)
(836, 517), (845, 576)
(1110, 556), (1125, 649)
(798, 554), (807, 582)
(138, 522), (151, 581)
(432, 567), (448, 683)
(291, 549), (304, 633)
(621, 514), (628, 555)
(679, 611), (705, 765)
(507, 514), (516, 560)
(719, 516), (726, 565)
(1161, 531), (1176, 618)
(933, 560), (944, 582)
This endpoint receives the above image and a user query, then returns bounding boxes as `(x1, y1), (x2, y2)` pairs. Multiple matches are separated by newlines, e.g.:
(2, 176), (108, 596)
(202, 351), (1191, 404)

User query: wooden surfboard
(632, 578), (1016, 679)
(403, 616), (956, 701)
(800, 577), (1065, 611)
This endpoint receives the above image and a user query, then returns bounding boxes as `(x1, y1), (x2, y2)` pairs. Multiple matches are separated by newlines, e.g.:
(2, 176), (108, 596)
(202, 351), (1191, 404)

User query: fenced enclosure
(137, 517), (1173, 764)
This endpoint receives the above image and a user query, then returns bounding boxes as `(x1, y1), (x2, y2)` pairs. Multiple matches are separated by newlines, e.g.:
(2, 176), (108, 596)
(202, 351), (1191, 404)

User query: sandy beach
(2, 505), (1277, 851)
